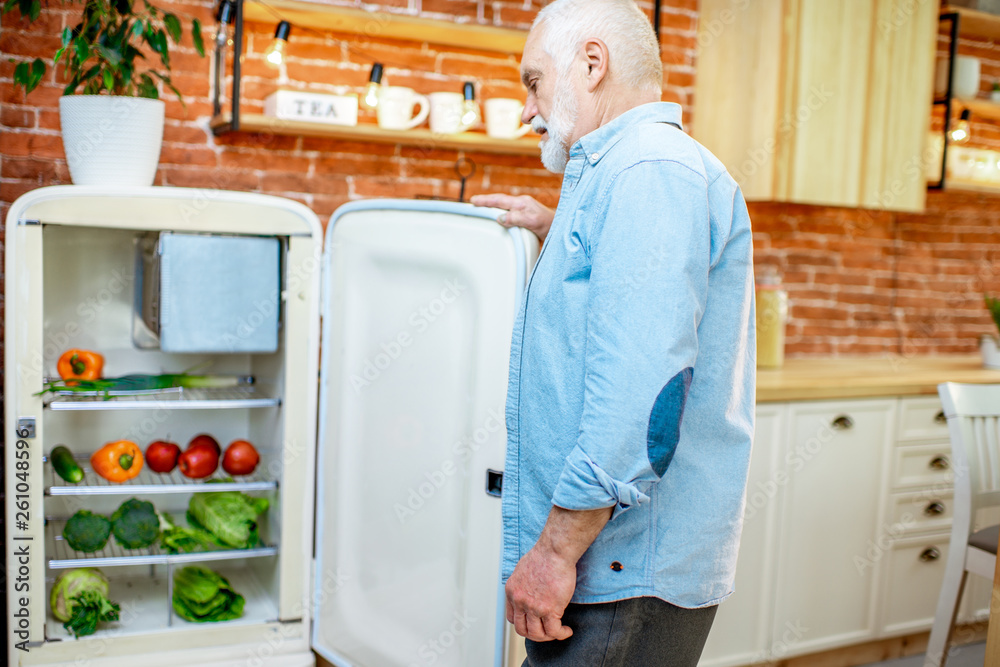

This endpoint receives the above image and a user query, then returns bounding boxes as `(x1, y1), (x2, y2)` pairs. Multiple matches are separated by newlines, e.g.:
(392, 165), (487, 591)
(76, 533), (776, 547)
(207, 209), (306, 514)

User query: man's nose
(522, 97), (537, 125)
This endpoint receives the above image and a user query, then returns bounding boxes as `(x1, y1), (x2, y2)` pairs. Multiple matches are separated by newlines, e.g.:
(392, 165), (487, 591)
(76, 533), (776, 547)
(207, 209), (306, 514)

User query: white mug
(485, 98), (531, 139)
(429, 92), (475, 135)
(377, 86), (429, 130)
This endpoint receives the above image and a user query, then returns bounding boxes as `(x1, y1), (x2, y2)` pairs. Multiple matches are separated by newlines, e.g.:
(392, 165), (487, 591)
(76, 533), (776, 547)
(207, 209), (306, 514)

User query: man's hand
(505, 505), (613, 642)
(469, 193), (555, 242)
(505, 540), (577, 641)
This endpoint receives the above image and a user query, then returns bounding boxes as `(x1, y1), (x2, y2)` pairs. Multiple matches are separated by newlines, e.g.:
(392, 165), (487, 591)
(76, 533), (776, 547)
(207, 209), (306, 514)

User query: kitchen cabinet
(771, 399), (895, 655)
(693, 0), (937, 211)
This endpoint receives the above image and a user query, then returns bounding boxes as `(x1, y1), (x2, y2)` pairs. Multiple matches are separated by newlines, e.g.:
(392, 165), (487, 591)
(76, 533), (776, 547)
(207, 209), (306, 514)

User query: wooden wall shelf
(960, 97), (1000, 121)
(210, 113), (541, 156)
(243, 0), (528, 54)
(943, 4), (1000, 40)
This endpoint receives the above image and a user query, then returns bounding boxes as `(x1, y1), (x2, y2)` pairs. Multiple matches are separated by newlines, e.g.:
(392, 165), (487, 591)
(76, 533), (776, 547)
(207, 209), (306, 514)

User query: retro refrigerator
(3, 185), (538, 667)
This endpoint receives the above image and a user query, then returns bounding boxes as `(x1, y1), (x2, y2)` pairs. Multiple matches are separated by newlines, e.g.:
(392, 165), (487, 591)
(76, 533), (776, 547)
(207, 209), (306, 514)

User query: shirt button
(590, 152), (601, 162)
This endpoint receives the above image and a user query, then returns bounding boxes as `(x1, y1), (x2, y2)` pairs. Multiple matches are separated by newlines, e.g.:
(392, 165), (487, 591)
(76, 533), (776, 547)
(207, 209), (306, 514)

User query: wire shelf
(46, 518), (278, 569)
(44, 385), (281, 411)
(45, 456), (278, 496)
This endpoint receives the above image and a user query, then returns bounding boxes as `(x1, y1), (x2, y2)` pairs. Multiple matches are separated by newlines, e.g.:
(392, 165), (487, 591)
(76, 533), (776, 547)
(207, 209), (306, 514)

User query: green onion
(35, 374), (253, 398)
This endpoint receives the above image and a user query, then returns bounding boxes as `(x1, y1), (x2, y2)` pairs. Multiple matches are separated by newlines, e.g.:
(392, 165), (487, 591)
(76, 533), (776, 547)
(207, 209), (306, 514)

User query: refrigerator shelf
(44, 458), (278, 495)
(43, 385), (281, 411)
(45, 518), (278, 569)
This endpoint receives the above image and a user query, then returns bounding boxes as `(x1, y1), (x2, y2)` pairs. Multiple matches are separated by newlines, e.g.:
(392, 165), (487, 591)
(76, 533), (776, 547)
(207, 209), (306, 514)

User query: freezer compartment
(134, 232), (282, 353)
(44, 562), (279, 642)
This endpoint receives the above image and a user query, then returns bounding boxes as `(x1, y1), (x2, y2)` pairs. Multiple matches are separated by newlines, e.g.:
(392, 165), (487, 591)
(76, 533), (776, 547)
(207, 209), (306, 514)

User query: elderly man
(471, 0), (755, 665)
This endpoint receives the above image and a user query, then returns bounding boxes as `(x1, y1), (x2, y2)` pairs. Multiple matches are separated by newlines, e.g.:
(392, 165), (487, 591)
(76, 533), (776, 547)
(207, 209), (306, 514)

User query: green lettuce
(187, 491), (269, 549)
(172, 566), (245, 622)
(158, 513), (222, 554)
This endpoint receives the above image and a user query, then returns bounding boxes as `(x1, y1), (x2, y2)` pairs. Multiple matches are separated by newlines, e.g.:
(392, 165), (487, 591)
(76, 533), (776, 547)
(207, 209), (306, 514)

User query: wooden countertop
(757, 355), (1000, 402)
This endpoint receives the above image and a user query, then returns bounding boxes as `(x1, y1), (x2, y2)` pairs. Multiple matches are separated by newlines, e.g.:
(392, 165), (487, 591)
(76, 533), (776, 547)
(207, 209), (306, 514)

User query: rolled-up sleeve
(550, 160), (712, 518)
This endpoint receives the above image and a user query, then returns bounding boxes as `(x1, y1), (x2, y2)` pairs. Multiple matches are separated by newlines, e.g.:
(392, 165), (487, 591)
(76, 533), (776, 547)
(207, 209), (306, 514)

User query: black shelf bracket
(211, 0), (246, 134)
(930, 11), (960, 191)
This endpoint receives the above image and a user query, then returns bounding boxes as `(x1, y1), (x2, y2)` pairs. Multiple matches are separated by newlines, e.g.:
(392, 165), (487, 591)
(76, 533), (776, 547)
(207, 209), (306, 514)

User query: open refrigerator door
(310, 201), (537, 667)
(5, 188), (539, 667)
(5, 186), (323, 667)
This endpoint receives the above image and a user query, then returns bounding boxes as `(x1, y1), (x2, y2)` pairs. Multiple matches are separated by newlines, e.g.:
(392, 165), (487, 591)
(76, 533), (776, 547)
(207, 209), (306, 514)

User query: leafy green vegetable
(36, 373), (249, 398)
(159, 513), (222, 554)
(111, 498), (159, 549)
(188, 491), (269, 549)
(172, 566), (244, 623)
(63, 510), (111, 553)
(50, 568), (120, 637)
(63, 589), (121, 637)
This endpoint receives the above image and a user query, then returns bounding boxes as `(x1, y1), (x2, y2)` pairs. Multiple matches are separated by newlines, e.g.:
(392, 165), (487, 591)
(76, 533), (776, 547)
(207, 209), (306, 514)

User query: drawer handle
(924, 501), (946, 516)
(935, 410), (947, 425)
(831, 415), (854, 430)
(929, 455), (951, 471)
(920, 547), (942, 562)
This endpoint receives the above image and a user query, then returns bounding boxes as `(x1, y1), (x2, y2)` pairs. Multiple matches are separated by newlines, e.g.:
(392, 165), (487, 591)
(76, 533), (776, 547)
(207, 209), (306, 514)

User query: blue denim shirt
(501, 102), (756, 608)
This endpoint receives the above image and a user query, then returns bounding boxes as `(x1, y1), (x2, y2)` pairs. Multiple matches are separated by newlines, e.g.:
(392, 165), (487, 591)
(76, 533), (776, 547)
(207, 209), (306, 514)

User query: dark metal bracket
(929, 11), (960, 191)
(211, 0), (245, 134)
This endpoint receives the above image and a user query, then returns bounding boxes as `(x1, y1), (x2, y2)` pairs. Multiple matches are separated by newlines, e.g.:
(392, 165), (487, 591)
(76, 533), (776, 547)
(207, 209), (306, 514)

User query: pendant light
(360, 63), (384, 112)
(951, 108), (971, 144)
(460, 82), (481, 127)
(214, 0), (235, 48)
(265, 21), (292, 69)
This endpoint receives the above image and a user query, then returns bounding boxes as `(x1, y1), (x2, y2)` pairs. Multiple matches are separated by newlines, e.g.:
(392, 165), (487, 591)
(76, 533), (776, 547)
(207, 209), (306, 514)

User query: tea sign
(264, 91), (359, 126)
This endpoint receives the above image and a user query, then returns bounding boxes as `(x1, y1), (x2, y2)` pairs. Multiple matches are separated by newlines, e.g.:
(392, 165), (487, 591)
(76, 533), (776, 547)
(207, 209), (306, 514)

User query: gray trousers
(521, 597), (718, 667)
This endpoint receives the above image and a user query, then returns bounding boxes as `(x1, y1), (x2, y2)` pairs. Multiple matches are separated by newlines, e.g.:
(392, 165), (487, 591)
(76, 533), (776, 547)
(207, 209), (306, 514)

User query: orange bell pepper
(91, 441), (143, 483)
(57, 349), (104, 382)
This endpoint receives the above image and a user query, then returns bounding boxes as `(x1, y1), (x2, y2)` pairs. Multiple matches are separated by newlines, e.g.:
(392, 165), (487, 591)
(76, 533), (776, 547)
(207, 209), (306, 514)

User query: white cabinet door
(771, 399), (895, 657)
(700, 404), (784, 667)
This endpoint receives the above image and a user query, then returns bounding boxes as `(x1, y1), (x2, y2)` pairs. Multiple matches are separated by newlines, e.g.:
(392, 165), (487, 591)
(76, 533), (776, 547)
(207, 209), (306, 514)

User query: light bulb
(265, 21), (291, 70)
(215, 23), (230, 48)
(951, 109), (971, 144)
(461, 81), (480, 128)
(214, 0), (235, 48)
(360, 63), (384, 112)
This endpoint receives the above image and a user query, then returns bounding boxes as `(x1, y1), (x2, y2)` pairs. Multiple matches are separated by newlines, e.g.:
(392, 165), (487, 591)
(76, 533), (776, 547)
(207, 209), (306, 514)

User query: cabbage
(187, 491), (269, 549)
(50, 568), (120, 637)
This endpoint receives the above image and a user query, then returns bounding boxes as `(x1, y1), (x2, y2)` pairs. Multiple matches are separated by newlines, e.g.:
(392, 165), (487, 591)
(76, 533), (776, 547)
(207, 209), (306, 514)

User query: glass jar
(756, 269), (788, 369)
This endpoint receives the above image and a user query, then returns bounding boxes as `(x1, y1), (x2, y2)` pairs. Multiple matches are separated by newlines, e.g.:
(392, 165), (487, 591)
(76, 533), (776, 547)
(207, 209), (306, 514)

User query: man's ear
(582, 38), (609, 93)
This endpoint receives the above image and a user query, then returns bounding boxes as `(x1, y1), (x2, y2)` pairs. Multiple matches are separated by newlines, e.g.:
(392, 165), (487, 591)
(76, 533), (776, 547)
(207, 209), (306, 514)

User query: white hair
(533, 0), (663, 95)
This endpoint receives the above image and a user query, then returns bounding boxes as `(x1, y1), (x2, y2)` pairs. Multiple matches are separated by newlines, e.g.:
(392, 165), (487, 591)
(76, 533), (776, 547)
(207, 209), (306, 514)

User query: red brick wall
(1, 0), (998, 361)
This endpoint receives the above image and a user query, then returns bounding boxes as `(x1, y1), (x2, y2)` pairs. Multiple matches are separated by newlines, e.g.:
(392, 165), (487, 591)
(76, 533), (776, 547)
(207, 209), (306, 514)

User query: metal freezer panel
(312, 200), (534, 667)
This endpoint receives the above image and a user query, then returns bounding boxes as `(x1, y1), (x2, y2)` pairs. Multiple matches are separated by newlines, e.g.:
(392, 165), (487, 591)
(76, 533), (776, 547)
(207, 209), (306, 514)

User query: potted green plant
(983, 295), (1000, 368)
(3, 0), (205, 186)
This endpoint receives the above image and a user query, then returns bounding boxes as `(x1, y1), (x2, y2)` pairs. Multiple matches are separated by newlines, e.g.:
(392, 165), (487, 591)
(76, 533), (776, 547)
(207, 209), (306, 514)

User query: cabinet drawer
(891, 443), (954, 490)
(888, 490), (954, 535)
(880, 535), (950, 635)
(896, 397), (949, 443)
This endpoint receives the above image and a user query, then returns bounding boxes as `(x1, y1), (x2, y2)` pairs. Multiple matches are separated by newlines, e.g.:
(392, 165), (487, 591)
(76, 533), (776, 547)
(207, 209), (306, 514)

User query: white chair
(924, 382), (1000, 667)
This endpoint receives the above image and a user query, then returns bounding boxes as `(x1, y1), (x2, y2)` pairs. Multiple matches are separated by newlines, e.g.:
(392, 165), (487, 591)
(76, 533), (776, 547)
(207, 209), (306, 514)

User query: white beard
(533, 83), (578, 174)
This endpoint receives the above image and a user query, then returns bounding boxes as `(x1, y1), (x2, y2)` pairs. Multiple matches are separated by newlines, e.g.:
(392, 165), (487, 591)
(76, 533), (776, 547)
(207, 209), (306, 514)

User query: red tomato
(223, 440), (260, 476)
(145, 441), (180, 473)
(188, 434), (221, 456)
(179, 443), (219, 479)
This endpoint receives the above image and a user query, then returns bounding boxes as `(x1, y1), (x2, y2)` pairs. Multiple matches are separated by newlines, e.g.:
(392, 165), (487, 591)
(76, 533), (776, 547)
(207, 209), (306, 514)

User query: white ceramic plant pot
(59, 95), (165, 186)
(981, 334), (1000, 369)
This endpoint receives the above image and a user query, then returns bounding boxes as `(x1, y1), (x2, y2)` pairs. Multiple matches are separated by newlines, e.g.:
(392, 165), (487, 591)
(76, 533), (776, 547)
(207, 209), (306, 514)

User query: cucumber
(50, 446), (84, 483)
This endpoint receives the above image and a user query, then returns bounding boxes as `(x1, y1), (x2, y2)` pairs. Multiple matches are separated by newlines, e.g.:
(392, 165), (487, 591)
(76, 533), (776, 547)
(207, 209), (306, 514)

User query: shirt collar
(572, 102), (684, 166)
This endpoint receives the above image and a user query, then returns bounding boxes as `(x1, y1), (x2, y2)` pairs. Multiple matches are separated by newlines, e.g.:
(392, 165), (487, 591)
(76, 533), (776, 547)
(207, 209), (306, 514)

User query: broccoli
(111, 498), (160, 549)
(63, 510), (111, 553)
